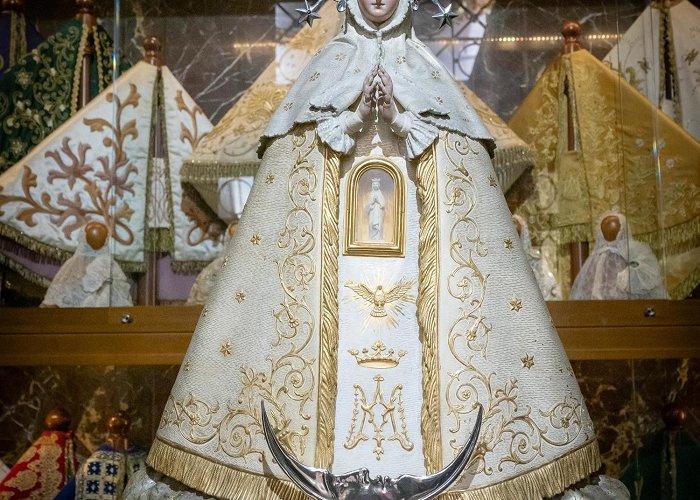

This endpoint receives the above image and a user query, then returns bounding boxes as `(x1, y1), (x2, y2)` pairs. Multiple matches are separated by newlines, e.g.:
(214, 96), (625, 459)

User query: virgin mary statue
(127, 1), (622, 499)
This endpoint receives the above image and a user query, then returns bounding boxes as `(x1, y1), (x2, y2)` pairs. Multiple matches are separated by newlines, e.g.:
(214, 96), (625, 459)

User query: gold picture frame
(344, 158), (405, 257)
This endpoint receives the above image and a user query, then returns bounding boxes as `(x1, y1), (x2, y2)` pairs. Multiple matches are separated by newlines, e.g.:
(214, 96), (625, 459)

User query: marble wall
(1, 359), (697, 487)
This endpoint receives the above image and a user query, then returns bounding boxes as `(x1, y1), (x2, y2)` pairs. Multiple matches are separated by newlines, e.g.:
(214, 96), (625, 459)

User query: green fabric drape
(0, 19), (129, 173)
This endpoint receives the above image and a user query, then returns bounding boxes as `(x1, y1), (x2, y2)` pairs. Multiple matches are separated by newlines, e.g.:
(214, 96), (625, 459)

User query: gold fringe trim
(180, 160), (261, 186)
(559, 216), (700, 256)
(0, 223), (73, 262)
(148, 436), (600, 500)
(148, 437), (306, 500)
(415, 143), (443, 474)
(315, 146), (341, 468)
(0, 222), (149, 273)
(670, 263), (700, 299)
(71, 24), (89, 114)
(444, 440), (601, 500)
(169, 258), (210, 273)
(0, 253), (51, 289)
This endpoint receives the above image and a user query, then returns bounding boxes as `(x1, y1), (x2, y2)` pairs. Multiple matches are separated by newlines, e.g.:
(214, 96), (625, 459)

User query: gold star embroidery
(504, 238), (513, 249)
(220, 341), (232, 356)
(435, 96), (444, 104)
(396, 55), (406, 64)
(510, 298), (523, 312)
(489, 175), (498, 187)
(335, 53), (346, 61)
(250, 233), (261, 245)
(235, 291), (246, 303)
(283, 102), (293, 111)
(521, 354), (534, 369)
(201, 305), (208, 317)
(310, 71), (320, 81)
(432, 70), (440, 79)
(266, 174), (275, 184)
(184, 360), (192, 371)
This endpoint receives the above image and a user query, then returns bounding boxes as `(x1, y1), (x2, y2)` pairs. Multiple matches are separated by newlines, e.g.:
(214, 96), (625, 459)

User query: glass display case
(0, 0), (698, 498)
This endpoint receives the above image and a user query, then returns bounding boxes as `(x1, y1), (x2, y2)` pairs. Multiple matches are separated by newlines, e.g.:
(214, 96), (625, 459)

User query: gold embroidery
(344, 278), (415, 328)
(184, 360), (192, 371)
(201, 305), (208, 317)
(0, 85), (141, 245)
(310, 71), (320, 81)
(504, 238), (513, 249)
(283, 102), (294, 111)
(315, 146), (341, 469)
(235, 291), (246, 303)
(488, 175), (498, 187)
(344, 375), (414, 460)
(521, 354), (535, 369)
(396, 56), (406, 64)
(349, 340), (407, 369)
(160, 129), (320, 463)
(432, 70), (441, 79)
(415, 143), (443, 473)
(441, 133), (584, 477)
(510, 298), (523, 312)
(250, 233), (261, 245)
(266, 174), (275, 184)
(219, 341), (232, 356)
(335, 53), (346, 61)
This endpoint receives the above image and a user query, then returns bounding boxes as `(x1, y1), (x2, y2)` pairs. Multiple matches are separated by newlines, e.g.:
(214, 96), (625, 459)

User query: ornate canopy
(0, 60), (222, 273)
(508, 47), (700, 298)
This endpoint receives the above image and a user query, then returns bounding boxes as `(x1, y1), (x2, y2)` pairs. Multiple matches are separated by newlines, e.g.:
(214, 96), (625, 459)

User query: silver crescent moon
(262, 401), (483, 500)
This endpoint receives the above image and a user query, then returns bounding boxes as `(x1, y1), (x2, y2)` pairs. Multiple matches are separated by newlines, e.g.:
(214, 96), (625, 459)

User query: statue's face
(372, 179), (380, 190)
(358, 0), (401, 24)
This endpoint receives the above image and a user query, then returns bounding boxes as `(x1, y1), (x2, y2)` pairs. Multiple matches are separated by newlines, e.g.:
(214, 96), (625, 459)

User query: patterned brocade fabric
(0, 11), (43, 74)
(0, 19), (127, 173)
(0, 430), (77, 500)
(508, 49), (700, 297)
(72, 446), (147, 500)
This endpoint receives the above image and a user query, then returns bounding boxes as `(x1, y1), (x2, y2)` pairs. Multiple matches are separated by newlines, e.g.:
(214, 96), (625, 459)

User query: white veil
(570, 211), (669, 300)
(41, 226), (133, 307)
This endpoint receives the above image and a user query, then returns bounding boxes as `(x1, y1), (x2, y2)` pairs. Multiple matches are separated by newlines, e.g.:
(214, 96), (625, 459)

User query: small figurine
(0, 408), (78, 499)
(512, 214), (562, 300)
(41, 221), (133, 307)
(570, 211), (669, 300)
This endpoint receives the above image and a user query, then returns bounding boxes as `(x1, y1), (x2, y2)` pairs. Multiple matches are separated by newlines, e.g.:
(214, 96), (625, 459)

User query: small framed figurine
(344, 158), (405, 257)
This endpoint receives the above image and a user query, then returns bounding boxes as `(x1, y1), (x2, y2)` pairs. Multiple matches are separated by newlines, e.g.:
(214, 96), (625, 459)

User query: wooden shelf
(0, 301), (698, 365)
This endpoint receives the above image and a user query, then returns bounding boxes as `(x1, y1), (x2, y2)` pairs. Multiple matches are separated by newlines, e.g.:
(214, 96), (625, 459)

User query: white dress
(570, 212), (669, 300)
(41, 227), (133, 307)
(128, 2), (624, 499)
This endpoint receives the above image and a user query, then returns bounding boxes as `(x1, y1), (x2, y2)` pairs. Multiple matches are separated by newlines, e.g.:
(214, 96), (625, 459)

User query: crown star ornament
(294, 0), (459, 30)
(431, 0), (458, 28)
(349, 340), (407, 369)
(296, 0), (324, 26)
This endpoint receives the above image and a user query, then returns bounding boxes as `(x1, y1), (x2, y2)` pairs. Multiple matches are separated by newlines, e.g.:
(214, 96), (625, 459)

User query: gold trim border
(148, 437), (305, 500)
(148, 435), (599, 500)
(343, 157), (406, 258)
(415, 142), (443, 473)
(315, 146), (341, 468)
(444, 439), (601, 500)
